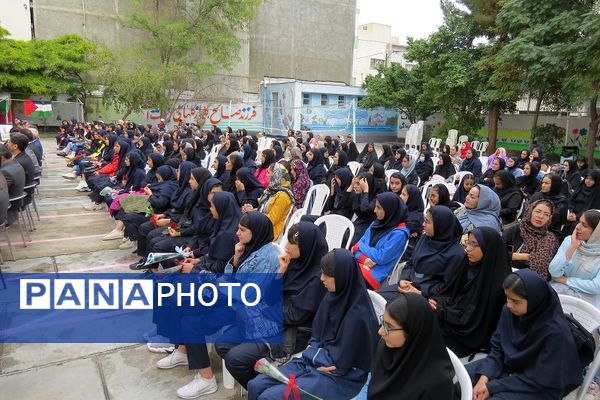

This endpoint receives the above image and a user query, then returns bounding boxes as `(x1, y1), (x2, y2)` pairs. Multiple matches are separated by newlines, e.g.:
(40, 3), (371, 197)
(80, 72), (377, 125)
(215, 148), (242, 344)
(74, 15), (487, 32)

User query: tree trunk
(122, 107), (134, 121)
(487, 103), (499, 156)
(585, 84), (599, 169)
(530, 91), (545, 146)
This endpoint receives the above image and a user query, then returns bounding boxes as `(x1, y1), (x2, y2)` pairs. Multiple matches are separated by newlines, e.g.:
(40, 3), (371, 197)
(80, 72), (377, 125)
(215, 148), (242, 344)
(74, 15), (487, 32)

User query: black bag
(565, 313), (596, 369)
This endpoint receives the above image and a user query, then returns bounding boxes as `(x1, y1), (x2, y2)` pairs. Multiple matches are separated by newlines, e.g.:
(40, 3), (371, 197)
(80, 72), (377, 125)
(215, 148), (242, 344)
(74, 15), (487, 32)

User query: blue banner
(0, 273), (283, 343)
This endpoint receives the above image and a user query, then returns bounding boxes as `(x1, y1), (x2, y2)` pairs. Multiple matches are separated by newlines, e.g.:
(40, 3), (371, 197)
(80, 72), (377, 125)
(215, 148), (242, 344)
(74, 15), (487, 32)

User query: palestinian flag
(23, 99), (53, 119)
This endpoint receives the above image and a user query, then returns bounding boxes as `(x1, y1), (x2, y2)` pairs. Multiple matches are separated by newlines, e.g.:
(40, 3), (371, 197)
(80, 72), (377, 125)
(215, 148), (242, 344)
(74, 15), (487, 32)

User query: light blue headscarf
(401, 154), (416, 177)
(457, 184), (502, 232)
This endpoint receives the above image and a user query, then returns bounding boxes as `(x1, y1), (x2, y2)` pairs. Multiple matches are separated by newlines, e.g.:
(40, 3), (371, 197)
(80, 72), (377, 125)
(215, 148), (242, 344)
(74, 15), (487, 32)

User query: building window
(320, 94), (328, 106)
(338, 96), (345, 108)
(302, 93), (310, 105)
(370, 58), (384, 70)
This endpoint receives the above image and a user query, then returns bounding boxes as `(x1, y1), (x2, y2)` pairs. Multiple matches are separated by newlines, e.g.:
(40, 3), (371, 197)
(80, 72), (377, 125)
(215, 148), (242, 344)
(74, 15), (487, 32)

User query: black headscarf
(139, 136), (153, 156)
(474, 269), (583, 395)
(515, 162), (541, 196)
(371, 163), (387, 195)
(123, 151), (146, 191)
(211, 191), (241, 235)
(434, 153), (455, 179)
(213, 155), (229, 183)
(284, 222), (329, 313)
(412, 206), (465, 277)
(242, 143), (256, 170)
(151, 165), (179, 198)
(569, 169), (600, 213)
(223, 154), (244, 193)
(259, 149), (276, 170)
(311, 248), (379, 373)
(370, 192), (408, 246)
(432, 227), (510, 356)
(170, 161), (195, 211)
(115, 140), (130, 170)
(236, 167), (264, 193)
(452, 174), (474, 203)
(404, 184), (424, 235)
(368, 293), (455, 400)
(333, 167), (354, 210)
(236, 212), (274, 268)
(388, 172), (407, 195)
(335, 150), (348, 168)
(162, 140), (175, 161)
(146, 153), (164, 186)
(184, 167), (214, 217)
(432, 183), (452, 208)
(182, 146), (199, 166)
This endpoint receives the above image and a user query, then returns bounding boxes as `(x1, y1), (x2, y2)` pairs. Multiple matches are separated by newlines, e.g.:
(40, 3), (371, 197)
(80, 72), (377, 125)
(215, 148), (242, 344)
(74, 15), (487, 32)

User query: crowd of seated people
(50, 123), (600, 399)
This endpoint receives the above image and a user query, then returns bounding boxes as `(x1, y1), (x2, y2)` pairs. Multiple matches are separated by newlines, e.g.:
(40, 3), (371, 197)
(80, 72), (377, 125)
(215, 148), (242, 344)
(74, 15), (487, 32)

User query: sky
(357, 0), (445, 44)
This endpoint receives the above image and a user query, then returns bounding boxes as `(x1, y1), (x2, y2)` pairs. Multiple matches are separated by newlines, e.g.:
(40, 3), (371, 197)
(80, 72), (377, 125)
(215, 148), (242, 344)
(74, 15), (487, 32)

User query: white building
(352, 23), (414, 87)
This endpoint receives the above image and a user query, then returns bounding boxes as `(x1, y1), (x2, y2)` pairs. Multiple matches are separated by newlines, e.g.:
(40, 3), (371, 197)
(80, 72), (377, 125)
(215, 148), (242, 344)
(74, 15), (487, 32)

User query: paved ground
(0, 139), (239, 400)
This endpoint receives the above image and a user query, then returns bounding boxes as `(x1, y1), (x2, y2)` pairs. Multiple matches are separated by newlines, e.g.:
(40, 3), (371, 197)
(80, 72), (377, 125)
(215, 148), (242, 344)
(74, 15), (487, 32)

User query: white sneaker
(147, 335), (175, 353)
(177, 376), (218, 399)
(84, 203), (103, 211)
(156, 350), (188, 369)
(118, 239), (136, 249)
(62, 172), (76, 180)
(102, 228), (124, 240)
(77, 182), (91, 192)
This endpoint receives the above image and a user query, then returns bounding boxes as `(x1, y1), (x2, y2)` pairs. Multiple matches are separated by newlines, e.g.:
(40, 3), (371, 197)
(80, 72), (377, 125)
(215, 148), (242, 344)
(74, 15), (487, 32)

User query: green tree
(103, 0), (261, 119)
(359, 64), (437, 123)
(0, 27), (107, 113)
(405, 2), (486, 136)
(497, 0), (600, 165)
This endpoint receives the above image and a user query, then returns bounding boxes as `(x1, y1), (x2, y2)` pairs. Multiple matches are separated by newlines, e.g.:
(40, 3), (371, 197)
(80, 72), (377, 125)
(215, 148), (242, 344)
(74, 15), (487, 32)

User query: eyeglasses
(532, 209), (552, 218)
(463, 241), (480, 250)
(379, 316), (404, 335)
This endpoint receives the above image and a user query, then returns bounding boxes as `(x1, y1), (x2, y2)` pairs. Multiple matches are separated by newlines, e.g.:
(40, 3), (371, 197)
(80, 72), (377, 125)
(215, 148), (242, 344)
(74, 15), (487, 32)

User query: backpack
(565, 313), (596, 369)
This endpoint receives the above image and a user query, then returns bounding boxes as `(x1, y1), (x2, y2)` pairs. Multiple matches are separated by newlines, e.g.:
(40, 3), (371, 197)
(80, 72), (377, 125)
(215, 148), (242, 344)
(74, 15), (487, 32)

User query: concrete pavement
(0, 139), (239, 400)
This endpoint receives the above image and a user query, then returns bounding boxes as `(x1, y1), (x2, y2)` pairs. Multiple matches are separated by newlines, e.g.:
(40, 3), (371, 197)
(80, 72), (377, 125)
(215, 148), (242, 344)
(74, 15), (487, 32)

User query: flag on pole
(23, 99), (53, 119)
(0, 98), (12, 124)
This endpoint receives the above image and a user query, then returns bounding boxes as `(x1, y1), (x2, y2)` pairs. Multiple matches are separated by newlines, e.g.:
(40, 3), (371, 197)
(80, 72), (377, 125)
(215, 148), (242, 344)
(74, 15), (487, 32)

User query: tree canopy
(102, 0), (261, 119)
(0, 27), (106, 98)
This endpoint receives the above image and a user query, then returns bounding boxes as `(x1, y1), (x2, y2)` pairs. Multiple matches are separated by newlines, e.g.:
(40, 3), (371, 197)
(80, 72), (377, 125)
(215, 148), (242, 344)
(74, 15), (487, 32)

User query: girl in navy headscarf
(325, 167), (355, 219)
(459, 148), (483, 181)
(241, 143), (257, 173)
(248, 248), (379, 400)
(353, 192), (410, 289)
(466, 270), (583, 399)
(181, 190), (241, 273)
(235, 167), (265, 209)
(368, 293), (455, 400)
(386, 206), (466, 299)
(430, 227), (510, 357)
(145, 153), (164, 186)
(211, 155), (229, 183)
(306, 147), (327, 185)
(217, 222), (329, 388)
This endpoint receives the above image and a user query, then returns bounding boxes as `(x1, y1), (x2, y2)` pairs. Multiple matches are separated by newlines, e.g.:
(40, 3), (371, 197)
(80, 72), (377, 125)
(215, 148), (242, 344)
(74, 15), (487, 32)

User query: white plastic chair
(302, 184), (329, 216)
(453, 171), (473, 187)
(385, 169), (400, 186)
(314, 214), (355, 250)
(479, 141), (489, 155)
(279, 208), (306, 248)
(471, 140), (480, 152)
(457, 135), (469, 145)
(448, 348), (473, 400)
(347, 161), (360, 176)
(560, 295), (600, 400)
(368, 290), (387, 319)
(479, 156), (488, 173)
(386, 240), (410, 285)
(420, 180), (439, 206)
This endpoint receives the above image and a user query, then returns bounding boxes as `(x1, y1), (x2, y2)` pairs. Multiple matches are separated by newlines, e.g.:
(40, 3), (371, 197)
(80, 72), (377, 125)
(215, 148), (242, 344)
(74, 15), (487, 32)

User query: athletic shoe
(102, 228), (124, 240)
(62, 172), (75, 180)
(147, 336), (175, 353)
(176, 376), (218, 399)
(156, 350), (188, 369)
(83, 203), (103, 211)
(118, 239), (136, 249)
(129, 258), (146, 270)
